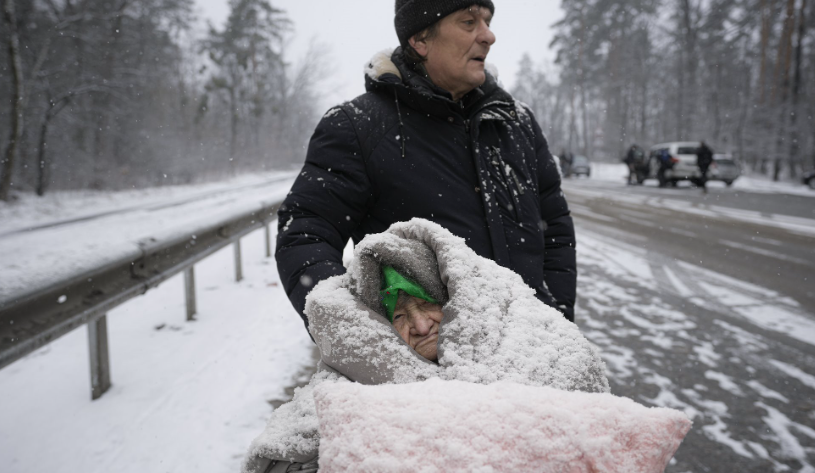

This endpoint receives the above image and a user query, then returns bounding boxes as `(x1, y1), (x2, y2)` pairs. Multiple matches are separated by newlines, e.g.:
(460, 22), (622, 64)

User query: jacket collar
(364, 48), (512, 119)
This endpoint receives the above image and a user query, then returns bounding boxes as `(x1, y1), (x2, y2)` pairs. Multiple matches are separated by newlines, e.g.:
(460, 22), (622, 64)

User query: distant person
(657, 149), (673, 188)
(623, 144), (644, 185)
(276, 0), (579, 332)
(696, 141), (714, 193)
(560, 150), (574, 178)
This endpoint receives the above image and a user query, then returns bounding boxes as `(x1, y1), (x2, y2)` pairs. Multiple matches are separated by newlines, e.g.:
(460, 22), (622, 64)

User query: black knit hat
(395, 0), (495, 47)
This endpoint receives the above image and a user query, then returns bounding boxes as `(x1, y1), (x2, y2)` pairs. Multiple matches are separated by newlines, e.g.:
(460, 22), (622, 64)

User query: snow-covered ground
(0, 224), (316, 473)
(0, 171), (297, 302)
(0, 171), (298, 235)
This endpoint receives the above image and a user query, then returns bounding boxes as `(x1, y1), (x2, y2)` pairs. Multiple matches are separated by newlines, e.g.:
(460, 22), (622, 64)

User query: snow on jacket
(244, 219), (607, 472)
(276, 47), (578, 332)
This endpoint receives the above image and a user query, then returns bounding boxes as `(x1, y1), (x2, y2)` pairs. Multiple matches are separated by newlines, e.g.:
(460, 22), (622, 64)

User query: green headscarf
(379, 266), (438, 322)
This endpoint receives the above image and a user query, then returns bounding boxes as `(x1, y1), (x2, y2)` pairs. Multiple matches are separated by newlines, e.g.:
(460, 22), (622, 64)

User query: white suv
(648, 142), (704, 186)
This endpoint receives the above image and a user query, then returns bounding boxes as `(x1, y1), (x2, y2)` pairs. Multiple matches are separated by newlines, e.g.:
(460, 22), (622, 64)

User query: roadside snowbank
(0, 227), (315, 473)
(0, 170), (298, 235)
(0, 172), (296, 302)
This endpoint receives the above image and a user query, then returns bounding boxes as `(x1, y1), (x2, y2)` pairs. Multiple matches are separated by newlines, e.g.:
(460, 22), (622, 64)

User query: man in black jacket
(276, 0), (577, 332)
(696, 141), (714, 194)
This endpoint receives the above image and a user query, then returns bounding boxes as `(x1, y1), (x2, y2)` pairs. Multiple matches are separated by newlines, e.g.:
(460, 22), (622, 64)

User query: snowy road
(565, 177), (815, 472)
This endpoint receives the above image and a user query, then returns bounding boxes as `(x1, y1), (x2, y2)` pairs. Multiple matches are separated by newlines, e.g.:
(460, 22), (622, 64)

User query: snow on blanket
(244, 218), (610, 470)
(310, 218), (609, 393)
(314, 378), (692, 473)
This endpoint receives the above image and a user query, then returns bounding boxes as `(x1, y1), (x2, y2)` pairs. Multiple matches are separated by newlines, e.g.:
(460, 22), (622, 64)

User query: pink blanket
(314, 379), (691, 473)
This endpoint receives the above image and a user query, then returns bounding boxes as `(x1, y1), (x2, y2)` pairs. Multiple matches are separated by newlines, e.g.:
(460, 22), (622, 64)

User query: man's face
(411, 6), (496, 101)
(393, 293), (444, 362)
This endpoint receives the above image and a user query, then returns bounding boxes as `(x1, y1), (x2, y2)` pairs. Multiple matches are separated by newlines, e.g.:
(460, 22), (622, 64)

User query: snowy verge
(0, 174), (296, 302)
(0, 227), (315, 473)
(0, 170), (298, 235)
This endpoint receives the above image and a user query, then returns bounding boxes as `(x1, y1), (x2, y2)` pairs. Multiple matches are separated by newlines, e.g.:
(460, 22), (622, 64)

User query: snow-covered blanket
(310, 218), (609, 391)
(244, 218), (614, 472)
(315, 379), (692, 473)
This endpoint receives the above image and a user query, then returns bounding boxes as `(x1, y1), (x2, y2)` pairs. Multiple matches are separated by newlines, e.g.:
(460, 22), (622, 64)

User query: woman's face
(392, 293), (444, 361)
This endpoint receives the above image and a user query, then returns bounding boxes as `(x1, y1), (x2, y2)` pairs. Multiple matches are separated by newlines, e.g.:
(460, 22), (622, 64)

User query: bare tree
(542, 0), (813, 179)
(1, 0), (23, 202)
(787, 0), (807, 179)
(0, 0), (330, 196)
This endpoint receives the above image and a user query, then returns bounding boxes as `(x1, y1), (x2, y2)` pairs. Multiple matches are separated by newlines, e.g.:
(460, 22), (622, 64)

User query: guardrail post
(88, 315), (112, 400)
(264, 223), (272, 258)
(234, 239), (243, 282)
(184, 266), (197, 321)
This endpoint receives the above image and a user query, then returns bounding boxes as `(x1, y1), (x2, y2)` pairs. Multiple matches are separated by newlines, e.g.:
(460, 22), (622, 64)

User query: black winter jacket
(276, 49), (577, 329)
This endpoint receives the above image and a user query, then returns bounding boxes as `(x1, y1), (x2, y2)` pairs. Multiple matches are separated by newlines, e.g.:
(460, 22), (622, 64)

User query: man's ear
(409, 35), (429, 57)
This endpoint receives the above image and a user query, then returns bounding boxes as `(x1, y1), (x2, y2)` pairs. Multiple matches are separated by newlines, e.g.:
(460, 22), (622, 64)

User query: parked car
(570, 155), (591, 177)
(803, 170), (815, 190)
(647, 142), (702, 186)
(708, 154), (741, 187)
(646, 142), (738, 186)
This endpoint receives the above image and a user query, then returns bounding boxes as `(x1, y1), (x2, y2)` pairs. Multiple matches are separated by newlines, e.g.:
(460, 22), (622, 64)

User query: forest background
(1, 0), (813, 201)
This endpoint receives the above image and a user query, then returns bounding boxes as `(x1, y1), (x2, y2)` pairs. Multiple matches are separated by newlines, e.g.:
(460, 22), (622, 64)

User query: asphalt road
(566, 179), (814, 316)
(564, 178), (815, 472)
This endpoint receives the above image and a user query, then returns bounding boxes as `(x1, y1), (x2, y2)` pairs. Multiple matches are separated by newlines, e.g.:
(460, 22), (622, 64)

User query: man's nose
(410, 313), (435, 335)
(478, 22), (496, 46)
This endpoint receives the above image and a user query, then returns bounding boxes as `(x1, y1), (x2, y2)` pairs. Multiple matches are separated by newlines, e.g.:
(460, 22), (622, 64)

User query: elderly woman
(243, 219), (608, 473)
(380, 266), (444, 362)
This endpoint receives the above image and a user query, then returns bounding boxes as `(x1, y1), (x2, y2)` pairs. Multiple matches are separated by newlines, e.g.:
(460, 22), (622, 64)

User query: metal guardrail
(0, 199), (282, 399)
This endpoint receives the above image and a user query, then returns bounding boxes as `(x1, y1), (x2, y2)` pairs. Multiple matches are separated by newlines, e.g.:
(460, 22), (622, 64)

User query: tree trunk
(712, 63), (722, 142)
(36, 97), (70, 196)
(36, 116), (50, 197)
(568, 84), (577, 154)
(1, 0), (25, 202)
(775, 0), (797, 101)
(229, 85), (238, 174)
(578, 4), (590, 156)
(679, 0), (698, 139)
(735, 59), (752, 169)
(620, 86), (630, 157)
(758, 0), (772, 103)
(677, 50), (684, 139)
(772, 0), (797, 181)
(640, 65), (648, 145)
(787, 0), (806, 179)
(92, 0), (128, 188)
